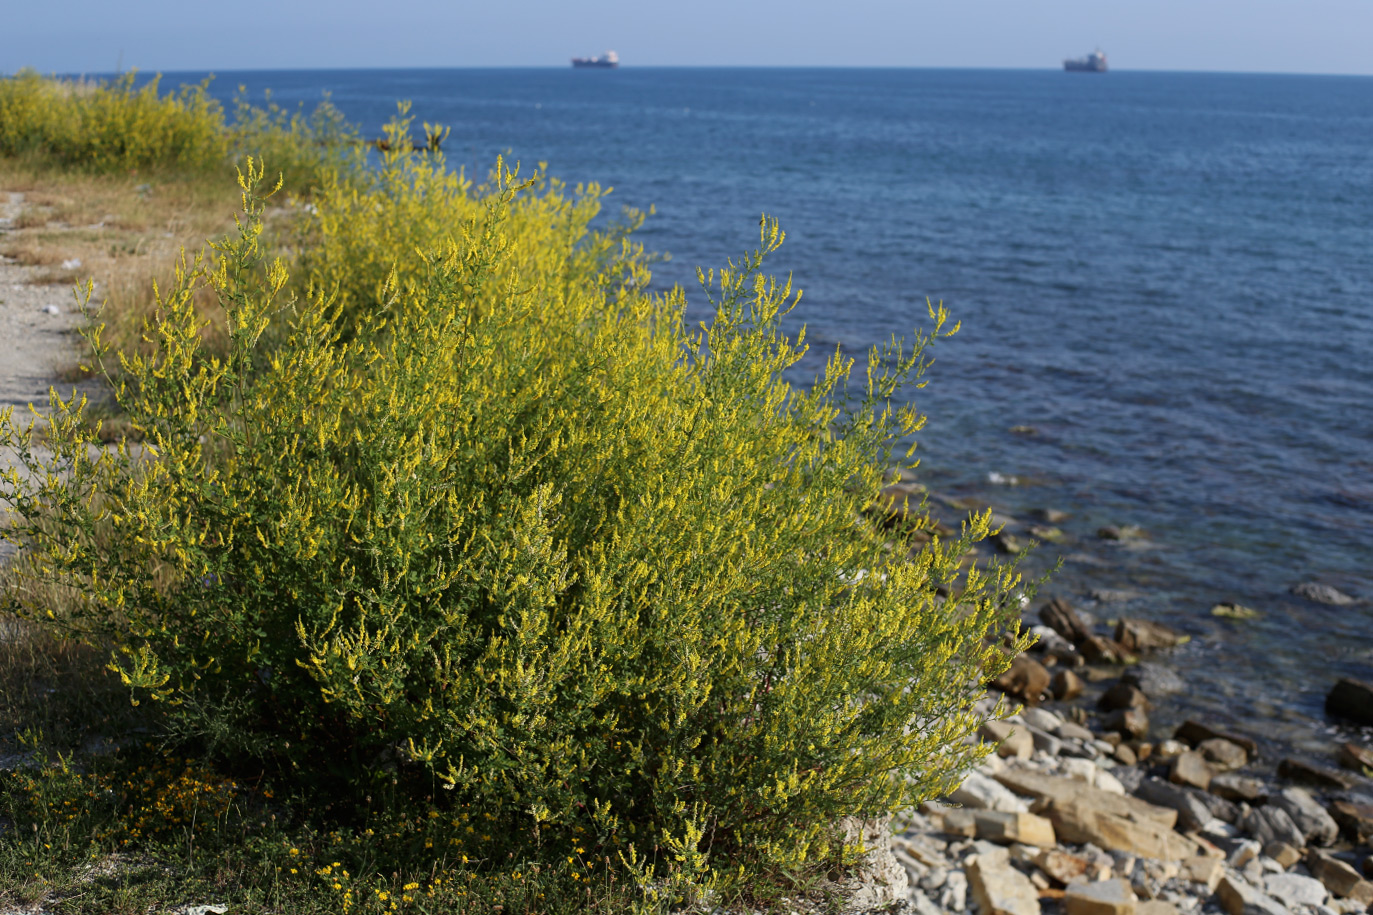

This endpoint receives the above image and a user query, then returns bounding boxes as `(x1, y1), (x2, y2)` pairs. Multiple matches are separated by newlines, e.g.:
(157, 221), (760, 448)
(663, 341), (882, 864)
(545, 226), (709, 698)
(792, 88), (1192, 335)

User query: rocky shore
(851, 593), (1373, 915)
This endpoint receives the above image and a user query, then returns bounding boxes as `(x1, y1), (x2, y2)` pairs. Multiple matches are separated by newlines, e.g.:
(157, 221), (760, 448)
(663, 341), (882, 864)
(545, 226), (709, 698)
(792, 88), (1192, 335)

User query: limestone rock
(1277, 757), (1356, 790)
(1216, 874), (1289, 915)
(1104, 708), (1150, 740)
(982, 720), (1035, 760)
(1199, 738), (1249, 772)
(1240, 805), (1305, 849)
(951, 771), (1031, 813)
(1035, 848), (1090, 886)
(1040, 797), (1195, 861)
(1064, 879), (1137, 915)
(1326, 679), (1373, 725)
(1210, 773), (1268, 803)
(1263, 872), (1328, 908)
(1022, 707), (1065, 733)
(994, 770), (1179, 828)
(1269, 786), (1339, 846)
(1114, 619), (1185, 652)
(1337, 742), (1373, 774)
(836, 814), (909, 910)
(1168, 751), (1214, 791)
(1328, 800), (1373, 842)
(1081, 634), (1131, 665)
(997, 655), (1052, 704)
(1058, 720), (1096, 743)
(1134, 778), (1214, 832)
(1041, 597), (1092, 644)
(1262, 841), (1301, 869)
(972, 810), (1057, 848)
(1100, 683), (1150, 711)
(1306, 850), (1373, 903)
(968, 851), (1042, 915)
(1179, 855), (1224, 892)
(1174, 721), (1259, 758)
(1052, 669), (1086, 701)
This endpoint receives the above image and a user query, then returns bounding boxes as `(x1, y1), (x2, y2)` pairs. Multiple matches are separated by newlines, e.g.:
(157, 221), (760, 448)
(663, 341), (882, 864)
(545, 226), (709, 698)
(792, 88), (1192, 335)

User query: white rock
(1263, 872), (1328, 908)
(1022, 707), (1065, 733)
(941, 869), (969, 911)
(41, 304), (60, 315)
(1095, 769), (1127, 796)
(951, 771), (1030, 813)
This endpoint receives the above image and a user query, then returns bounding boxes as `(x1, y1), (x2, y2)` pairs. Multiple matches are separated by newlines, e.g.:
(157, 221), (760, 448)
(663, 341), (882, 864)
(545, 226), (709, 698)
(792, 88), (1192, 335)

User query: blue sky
(7, 0), (1373, 76)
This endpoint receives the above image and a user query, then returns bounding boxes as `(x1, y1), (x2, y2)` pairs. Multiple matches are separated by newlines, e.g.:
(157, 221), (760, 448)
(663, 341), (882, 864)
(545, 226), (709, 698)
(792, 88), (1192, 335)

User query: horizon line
(15, 63), (1373, 80)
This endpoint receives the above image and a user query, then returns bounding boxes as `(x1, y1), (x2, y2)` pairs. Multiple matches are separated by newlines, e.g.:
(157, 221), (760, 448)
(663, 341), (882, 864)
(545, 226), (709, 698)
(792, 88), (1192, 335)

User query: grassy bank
(0, 71), (1027, 914)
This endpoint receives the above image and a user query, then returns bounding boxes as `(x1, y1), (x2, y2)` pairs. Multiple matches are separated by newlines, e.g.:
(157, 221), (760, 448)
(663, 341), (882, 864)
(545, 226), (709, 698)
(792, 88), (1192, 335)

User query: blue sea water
(182, 67), (1372, 746)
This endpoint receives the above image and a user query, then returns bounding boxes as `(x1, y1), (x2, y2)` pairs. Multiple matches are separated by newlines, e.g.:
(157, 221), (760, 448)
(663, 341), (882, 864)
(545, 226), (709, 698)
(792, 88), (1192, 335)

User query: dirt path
(0, 191), (86, 563)
(0, 191), (83, 426)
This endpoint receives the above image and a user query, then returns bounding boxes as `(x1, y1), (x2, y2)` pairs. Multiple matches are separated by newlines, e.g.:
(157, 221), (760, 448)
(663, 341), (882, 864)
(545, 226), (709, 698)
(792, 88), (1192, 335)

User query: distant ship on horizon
(1064, 49), (1108, 72)
(572, 50), (619, 69)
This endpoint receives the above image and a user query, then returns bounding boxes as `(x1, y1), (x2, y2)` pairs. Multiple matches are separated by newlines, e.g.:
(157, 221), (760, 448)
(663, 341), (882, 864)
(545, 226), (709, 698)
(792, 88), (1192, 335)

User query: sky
(6, 0), (1373, 77)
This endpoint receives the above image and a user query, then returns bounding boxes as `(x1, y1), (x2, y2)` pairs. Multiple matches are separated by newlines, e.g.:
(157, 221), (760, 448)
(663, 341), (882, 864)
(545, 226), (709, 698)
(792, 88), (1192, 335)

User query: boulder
(1194, 788), (1241, 824)
(1199, 738), (1249, 772)
(1057, 721), (1096, 743)
(951, 771), (1031, 813)
(1133, 778), (1215, 832)
(1025, 724), (1064, 757)
(1040, 797), (1195, 861)
(972, 811), (1057, 848)
(1262, 842), (1302, 868)
(993, 770), (1179, 828)
(1080, 634), (1132, 665)
(1120, 664), (1186, 696)
(1168, 751), (1214, 791)
(1052, 669), (1086, 701)
(1114, 619), (1185, 652)
(1240, 805), (1305, 849)
(1216, 874), (1289, 915)
(981, 720), (1034, 760)
(1269, 786), (1339, 846)
(1337, 742), (1373, 774)
(1041, 597), (1092, 644)
(1262, 872), (1328, 909)
(1064, 879), (1137, 915)
(1329, 800), (1373, 842)
(1021, 707), (1065, 733)
(1100, 683), (1150, 711)
(1307, 850), (1373, 903)
(1035, 848), (1090, 886)
(996, 655), (1052, 704)
(1291, 582), (1357, 605)
(1277, 757), (1356, 790)
(968, 852), (1042, 915)
(1209, 773), (1268, 803)
(1179, 856), (1224, 892)
(1326, 679), (1373, 725)
(1174, 721), (1259, 758)
(1103, 708), (1150, 740)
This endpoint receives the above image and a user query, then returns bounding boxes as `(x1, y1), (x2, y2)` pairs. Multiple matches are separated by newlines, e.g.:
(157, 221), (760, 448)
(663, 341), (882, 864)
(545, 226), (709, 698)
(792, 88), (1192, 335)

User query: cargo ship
(572, 51), (619, 69)
(1064, 49), (1107, 72)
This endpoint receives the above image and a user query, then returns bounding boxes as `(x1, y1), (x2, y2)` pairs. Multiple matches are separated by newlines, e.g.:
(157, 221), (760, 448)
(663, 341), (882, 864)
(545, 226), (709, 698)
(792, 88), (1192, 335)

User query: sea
(174, 67), (1372, 752)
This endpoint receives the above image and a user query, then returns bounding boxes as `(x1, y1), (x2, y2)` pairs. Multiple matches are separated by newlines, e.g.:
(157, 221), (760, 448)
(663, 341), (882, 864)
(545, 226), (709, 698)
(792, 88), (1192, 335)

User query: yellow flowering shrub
(0, 141), (1026, 895)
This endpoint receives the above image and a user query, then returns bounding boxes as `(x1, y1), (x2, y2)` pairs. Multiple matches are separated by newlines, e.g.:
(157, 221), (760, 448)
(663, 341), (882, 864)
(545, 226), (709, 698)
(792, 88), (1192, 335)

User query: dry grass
(0, 158), (261, 370)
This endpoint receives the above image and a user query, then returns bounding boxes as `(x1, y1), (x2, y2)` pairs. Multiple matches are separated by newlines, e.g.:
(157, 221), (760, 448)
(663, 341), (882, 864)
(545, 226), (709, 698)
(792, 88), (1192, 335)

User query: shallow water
(176, 66), (1373, 745)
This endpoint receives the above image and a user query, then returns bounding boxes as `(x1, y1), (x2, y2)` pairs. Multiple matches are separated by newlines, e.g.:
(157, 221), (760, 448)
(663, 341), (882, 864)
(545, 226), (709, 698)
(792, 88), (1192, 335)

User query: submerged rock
(1290, 582), (1357, 605)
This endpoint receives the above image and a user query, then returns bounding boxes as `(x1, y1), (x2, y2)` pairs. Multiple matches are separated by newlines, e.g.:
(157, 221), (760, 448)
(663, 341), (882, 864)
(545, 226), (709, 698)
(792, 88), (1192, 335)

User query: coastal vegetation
(0, 72), (1028, 913)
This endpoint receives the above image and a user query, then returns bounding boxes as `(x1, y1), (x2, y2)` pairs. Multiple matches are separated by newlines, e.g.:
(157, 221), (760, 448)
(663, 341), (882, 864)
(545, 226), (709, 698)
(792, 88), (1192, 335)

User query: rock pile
(872, 596), (1373, 915)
